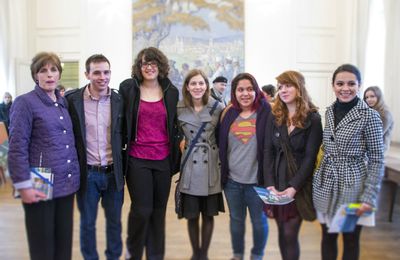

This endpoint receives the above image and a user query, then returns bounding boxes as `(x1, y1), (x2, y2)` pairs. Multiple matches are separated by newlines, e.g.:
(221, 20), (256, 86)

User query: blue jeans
(77, 170), (124, 260)
(224, 179), (268, 259)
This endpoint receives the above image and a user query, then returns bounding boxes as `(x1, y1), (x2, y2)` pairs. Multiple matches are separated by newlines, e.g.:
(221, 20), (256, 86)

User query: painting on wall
(132, 0), (244, 99)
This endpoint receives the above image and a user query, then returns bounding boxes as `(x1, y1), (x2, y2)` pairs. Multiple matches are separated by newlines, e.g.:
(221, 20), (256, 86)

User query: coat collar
(273, 112), (313, 138)
(34, 85), (65, 107)
(326, 98), (368, 132)
(178, 99), (218, 126)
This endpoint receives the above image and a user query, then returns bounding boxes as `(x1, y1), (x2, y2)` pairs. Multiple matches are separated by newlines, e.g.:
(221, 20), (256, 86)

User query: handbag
(279, 133), (317, 221)
(175, 101), (219, 218)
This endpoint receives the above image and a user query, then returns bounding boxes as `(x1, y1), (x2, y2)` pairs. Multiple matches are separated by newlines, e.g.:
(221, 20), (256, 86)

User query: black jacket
(65, 86), (125, 193)
(263, 111), (322, 191)
(119, 76), (180, 175)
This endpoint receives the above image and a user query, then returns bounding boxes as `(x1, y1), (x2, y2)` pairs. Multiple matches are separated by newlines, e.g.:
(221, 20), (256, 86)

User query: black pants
(321, 224), (363, 260)
(126, 156), (171, 260)
(23, 193), (75, 260)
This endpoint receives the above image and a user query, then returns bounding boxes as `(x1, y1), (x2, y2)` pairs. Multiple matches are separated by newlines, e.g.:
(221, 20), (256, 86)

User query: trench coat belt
(182, 142), (214, 189)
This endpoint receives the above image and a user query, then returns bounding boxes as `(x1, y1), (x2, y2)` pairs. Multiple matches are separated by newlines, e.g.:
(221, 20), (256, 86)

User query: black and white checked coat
(312, 99), (384, 218)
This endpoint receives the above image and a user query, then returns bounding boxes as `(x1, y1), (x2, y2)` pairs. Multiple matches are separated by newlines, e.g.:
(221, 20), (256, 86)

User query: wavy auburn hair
(273, 70), (318, 128)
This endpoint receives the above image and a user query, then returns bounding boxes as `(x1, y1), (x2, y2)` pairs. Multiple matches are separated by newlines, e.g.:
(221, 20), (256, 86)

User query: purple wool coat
(8, 86), (80, 198)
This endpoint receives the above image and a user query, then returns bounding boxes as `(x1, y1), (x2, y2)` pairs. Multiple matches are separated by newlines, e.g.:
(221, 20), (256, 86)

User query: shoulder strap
(180, 101), (219, 172)
(277, 127), (298, 178)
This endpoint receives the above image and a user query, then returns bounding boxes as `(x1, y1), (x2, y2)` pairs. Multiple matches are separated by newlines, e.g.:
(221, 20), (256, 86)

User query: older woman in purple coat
(8, 52), (80, 260)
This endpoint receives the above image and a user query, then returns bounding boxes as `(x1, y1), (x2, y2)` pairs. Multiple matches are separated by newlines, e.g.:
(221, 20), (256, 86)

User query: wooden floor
(1, 146), (400, 260)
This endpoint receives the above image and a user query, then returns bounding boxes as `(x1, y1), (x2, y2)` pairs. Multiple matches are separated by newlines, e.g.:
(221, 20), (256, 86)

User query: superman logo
(230, 118), (256, 144)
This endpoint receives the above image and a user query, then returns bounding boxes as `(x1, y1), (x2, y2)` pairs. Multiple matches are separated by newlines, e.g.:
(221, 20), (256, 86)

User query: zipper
(163, 83), (171, 144)
(133, 78), (140, 142)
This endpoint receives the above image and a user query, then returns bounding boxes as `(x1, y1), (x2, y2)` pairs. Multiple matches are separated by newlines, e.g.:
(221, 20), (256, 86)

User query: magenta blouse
(129, 99), (169, 160)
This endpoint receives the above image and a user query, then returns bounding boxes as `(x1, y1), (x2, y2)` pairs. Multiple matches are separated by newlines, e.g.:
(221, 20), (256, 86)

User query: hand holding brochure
(30, 167), (54, 200)
(328, 203), (374, 233)
(14, 167), (54, 201)
(253, 186), (294, 205)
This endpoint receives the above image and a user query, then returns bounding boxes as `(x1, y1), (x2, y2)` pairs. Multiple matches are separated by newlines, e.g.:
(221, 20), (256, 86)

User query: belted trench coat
(177, 99), (223, 196)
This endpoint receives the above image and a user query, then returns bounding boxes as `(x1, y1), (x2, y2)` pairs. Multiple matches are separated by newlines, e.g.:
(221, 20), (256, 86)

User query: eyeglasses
(141, 61), (158, 69)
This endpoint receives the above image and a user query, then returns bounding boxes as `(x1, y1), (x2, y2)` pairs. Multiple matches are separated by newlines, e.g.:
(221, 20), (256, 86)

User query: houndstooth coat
(312, 99), (384, 218)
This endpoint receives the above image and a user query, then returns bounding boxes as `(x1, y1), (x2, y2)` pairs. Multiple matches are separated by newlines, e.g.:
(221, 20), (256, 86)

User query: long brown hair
(363, 86), (387, 119)
(182, 69), (210, 108)
(273, 70), (317, 128)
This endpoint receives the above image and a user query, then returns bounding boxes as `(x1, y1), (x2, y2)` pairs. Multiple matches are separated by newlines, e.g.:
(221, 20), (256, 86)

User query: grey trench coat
(177, 99), (223, 196)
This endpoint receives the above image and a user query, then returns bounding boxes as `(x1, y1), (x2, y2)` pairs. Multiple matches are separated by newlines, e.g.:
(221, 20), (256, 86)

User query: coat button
(202, 139), (206, 142)
(193, 160), (197, 164)
(213, 146), (216, 150)
(204, 160), (208, 163)
(190, 130), (194, 133)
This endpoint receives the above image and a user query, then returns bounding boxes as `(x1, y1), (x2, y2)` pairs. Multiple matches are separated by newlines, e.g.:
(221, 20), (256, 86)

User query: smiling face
(235, 79), (256, 110)
(86, 61), (111, 95)
(140, 56), (159, 81)
(332, 71), (360, 103)
(277, 83), (297, 105)
(364, 90), (378, 107)
(186, 74), (207, 101)
(35, 63), (60, 93)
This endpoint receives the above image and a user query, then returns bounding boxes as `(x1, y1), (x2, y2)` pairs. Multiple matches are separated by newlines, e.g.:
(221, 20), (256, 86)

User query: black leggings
(321, 224), (362, 260)
(188, 213), (214, 260)
(276, 215), (302, 260)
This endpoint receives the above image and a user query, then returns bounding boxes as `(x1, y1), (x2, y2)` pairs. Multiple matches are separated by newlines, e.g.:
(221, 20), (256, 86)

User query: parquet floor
(1, 145), (400, 260)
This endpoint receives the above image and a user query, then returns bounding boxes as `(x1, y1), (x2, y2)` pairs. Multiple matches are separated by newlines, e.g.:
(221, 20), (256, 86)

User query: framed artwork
(132, 0), (244, 99)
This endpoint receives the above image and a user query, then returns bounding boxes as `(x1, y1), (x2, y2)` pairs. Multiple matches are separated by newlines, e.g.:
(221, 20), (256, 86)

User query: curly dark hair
(131, 47), (170, 82)
(273, 70), (318, 128)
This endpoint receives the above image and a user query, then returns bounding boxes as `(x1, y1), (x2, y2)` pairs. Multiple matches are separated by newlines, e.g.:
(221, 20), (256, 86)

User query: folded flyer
(253, 186), (294, 205)
(328, 203), (374, 233)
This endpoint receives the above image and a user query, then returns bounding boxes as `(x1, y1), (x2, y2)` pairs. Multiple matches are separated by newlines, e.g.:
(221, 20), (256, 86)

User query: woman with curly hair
(263, 70), (322, 260)
(363, 86), (394, 154)
(119, 47), (180, 260)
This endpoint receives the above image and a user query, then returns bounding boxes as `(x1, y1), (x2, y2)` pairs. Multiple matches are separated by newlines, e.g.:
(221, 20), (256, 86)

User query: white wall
(9, 0), (132, 92)
(7, 0), (398, 142)
(245, 0), (356, 118)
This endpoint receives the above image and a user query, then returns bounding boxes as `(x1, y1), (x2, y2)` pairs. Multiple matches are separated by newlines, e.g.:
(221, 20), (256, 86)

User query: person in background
(177, 69), (225, 260)
(363, 86), (394, 154)
(219, 73), (270, 260)
(313, 64), (384, 260)
(65, 54), (124, 260)
(119, 47), (179, 260)
(8, 52), (80, 260)
(57, 85), (66, 97)
(261, 84), (276, 103)
(263, 71), (322, 260)
(0, 92), (13, 133)
(210, 76), (228, 107)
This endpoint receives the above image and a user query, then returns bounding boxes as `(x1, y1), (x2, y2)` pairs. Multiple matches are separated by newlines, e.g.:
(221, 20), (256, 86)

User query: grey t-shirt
(227, 112), (258, 184)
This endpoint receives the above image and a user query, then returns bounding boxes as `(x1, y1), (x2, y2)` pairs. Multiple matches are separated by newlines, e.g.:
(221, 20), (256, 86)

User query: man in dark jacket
(210, 76), (228, 107)
(65, 54), (124, 260)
